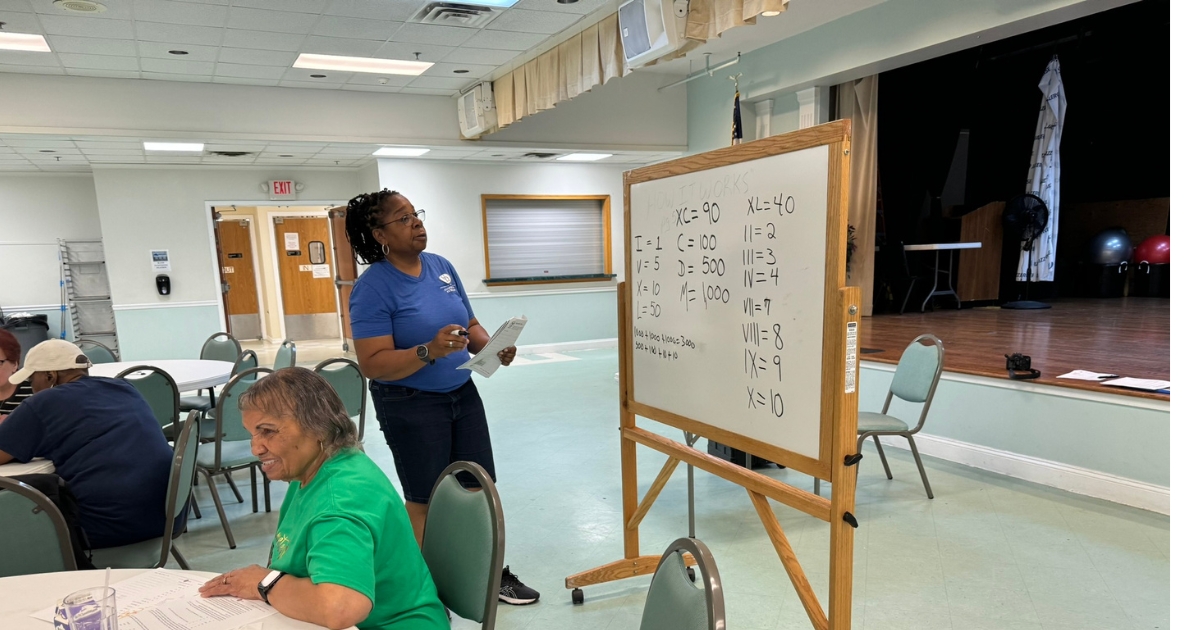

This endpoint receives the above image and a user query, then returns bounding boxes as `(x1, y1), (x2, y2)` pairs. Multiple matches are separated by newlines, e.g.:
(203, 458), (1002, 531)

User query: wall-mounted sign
(284, 232), (300, 250)
(151, 249), (170, 272)
(223, 266), (235, 274)
(269, 180), (296, 200)
(312, 264), (331, 278)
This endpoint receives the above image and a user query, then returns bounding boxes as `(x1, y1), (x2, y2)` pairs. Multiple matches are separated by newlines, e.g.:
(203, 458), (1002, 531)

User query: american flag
(731, 86), (743, 146)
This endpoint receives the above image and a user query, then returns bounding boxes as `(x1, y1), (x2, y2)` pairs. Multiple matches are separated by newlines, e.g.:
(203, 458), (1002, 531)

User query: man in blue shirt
(0, 340), (174, 549)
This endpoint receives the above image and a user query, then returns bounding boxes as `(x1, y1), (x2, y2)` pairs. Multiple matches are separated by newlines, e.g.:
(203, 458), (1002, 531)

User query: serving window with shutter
(481, 195), (615, 286)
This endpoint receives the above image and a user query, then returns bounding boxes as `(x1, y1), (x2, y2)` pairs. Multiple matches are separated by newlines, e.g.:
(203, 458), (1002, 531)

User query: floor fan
(1001, 193), (1051, 309)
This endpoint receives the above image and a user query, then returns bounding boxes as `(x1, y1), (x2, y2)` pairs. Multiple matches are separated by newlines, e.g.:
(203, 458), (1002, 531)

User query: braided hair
(345, 189), (400, 264)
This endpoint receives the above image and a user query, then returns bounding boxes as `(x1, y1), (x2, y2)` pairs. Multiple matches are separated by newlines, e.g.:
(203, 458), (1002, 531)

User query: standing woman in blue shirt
(345, 189), (539, 606)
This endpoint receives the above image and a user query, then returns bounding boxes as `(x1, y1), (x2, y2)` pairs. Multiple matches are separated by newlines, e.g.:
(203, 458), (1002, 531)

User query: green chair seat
(179, 395), (214, 412)
(857, 412), (909, 433)
(198, 441), (258, 470)
(90, 537), (162, 569)
(163, 416), (220, 442)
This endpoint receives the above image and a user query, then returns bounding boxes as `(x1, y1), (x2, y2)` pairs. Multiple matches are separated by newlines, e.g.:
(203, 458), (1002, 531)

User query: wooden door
(218, 219), (262, 339)
(274, 217), (338, 341)
(327, 206), (359, 350)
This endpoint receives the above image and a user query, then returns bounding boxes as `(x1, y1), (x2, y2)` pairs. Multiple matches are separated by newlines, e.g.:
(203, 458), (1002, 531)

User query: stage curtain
(598, 13), (624, 83)
(524, 60), (541, 114)
(493, 72), (514, 128)
(581, 24), (601, 92)
(687, 0), (755, 41)
(742, 0), (786, 20)
(536, 51), (558, 111)
(513, 62), (528, 119)
(562, 33), (583, 99)
(839, 75), (879, 316)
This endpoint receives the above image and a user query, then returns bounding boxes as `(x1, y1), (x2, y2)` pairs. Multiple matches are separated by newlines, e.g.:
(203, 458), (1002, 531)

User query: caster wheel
(572, 588), (584, 605)
(687, 567), (696, 582)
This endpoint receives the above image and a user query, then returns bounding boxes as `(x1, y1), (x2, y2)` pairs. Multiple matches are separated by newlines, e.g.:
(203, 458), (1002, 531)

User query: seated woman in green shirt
(199, 368), (448, 630)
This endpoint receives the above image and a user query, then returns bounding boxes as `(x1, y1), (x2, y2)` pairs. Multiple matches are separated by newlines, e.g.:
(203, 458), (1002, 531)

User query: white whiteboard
(629, 145), (831, 461)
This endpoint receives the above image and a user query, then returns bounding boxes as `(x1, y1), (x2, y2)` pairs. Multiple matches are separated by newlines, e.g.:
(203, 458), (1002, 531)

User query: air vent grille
(411, 2), (500, 28)
(54, 0), (107, 13)
(522, 152), (559, 159)
(208, 151), (255, 157)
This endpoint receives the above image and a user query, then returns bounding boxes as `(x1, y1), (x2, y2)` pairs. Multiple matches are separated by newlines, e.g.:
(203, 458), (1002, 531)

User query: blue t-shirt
(0, 377), (173, 548)
(349, 253), (475, 392)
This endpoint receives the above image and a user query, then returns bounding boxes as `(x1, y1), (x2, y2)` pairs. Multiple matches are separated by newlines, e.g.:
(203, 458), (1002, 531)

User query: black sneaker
(498, 566), (540, 605)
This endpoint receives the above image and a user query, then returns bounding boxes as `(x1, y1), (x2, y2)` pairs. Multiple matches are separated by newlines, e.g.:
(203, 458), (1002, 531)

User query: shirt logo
(439, 273), (452, 283)
(439, 273), (458, 294)
(274, 532), (291, 560)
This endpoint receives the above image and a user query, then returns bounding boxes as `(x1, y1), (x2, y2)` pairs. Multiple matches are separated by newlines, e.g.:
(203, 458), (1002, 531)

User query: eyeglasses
(378, 209), (425, 229)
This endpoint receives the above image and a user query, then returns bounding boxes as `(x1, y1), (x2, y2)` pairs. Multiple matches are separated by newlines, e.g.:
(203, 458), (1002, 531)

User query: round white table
(90, 360), (234, 391)
(0, 458), (55, 478)
(0, 569), (348, 629)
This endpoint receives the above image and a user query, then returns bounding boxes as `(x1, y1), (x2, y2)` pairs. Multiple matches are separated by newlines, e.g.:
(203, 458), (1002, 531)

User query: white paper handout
(1057, 370), (1118, 381)
(458, 316), (528, 378)
(33, 569), (276, 630)
(1100, 377), (1170, 392)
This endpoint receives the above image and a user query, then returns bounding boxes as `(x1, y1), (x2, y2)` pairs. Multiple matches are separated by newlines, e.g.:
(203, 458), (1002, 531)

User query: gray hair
(238, 367), (361, 454)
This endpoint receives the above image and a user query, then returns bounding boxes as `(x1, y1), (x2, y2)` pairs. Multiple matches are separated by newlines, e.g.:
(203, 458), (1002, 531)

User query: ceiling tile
(0, 62), (61, 73)
(486, 9), (579, 34)
(132, 0), (228, 27)
(217, 47), (296, 66)
(0, 1), (34, 13)
(4, 137), (76, 147)
(315, 145), (374, 155)
(138, 41), (220, 62)
(346, 72), (413, 86)
(402, 88), (458, 97)
(424, 61), (494, 78)
(279, 80), (343, 90)
(57, 53), (141, 70)
(140, 57), (214, 74)
(372, 41), (452, 63)
(0, 11), (43, 32)
(326, 0), (423, 21)
(215, 76), (281, 86)
(74, 140), (143, 149)
(390, 24), (475, 47)
(342, 84), (404, 93)
(441, 47), (519, 65)
(462, 29), (547, 51)
(0, 51), (61, 66)
(136, 21), (225, 46)
(207, 142), (267, 151)
(408, 75), (471, 90)
(87, 155), (146, 162)
(40, 14), (136, 38)
(311, 15), (401, 41)
(145, 156), (203, 163)
(47, 35), (138, 57)
(214, 62), (286, 79)
(77, 148), (145, 155)
(140, 71), (213, 82)
(511, 0), (610, 15)
(227, 7), (320, 34)
(282, 67), (349, 83)
(299, 35), (384, 58)
(220, 29), (306, 51)
(231, 0), (327, 13)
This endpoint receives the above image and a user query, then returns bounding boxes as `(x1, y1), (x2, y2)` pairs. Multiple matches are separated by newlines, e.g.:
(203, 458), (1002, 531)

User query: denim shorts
(369, 378), (497, 504)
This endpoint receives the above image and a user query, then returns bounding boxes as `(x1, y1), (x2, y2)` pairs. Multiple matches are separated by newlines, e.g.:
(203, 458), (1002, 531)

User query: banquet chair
(639, 538), (726, 630)
(90, 411), (200, 569)
(815, 334), (945, 499)
(422, 461), (504, 630)
(0, 477), (77, 576)
(314, 358), (367, 440)
(180, 332), (243, 414)
(196, 367), (274, 549)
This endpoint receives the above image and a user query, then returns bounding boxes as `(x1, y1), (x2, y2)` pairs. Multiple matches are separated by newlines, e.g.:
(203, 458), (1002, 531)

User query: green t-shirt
(269, 449), (448, 630)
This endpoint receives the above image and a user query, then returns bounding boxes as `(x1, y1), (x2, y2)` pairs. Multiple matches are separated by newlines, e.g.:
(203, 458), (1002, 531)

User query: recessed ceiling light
(309, 74), (327, 78)
(168, 50), (189, 55)
(0, 33), (52, 53)
(279, 154), (293, 158)
(453, 69), (469, 74)
(492, 154), (504, 157)
(294, 53), (433, 76)
(39, 150), (56, 153)
(761, 10), (781, 16)
(54, 0), (107, 13)
(557, 153), (613, 162)
(373, 147), (430, 157)
(144, 142), (204, 152)
(557, 0), (580, 4)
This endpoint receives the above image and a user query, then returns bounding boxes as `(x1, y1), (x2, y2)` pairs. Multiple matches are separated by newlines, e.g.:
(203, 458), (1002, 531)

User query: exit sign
(269, 180), (296, 200)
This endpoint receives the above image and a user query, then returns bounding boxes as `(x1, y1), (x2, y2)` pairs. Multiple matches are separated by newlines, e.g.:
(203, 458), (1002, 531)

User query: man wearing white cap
(0, 339), (174, 550)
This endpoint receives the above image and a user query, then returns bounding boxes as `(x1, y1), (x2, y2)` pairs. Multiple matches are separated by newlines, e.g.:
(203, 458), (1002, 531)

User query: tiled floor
(171, 348), (1169, 630)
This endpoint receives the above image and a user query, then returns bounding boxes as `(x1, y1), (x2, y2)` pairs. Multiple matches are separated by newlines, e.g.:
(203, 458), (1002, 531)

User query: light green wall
(860, 364), (1169, 487)
(469, 290), (617, 346)
(114, 305), (223, 362)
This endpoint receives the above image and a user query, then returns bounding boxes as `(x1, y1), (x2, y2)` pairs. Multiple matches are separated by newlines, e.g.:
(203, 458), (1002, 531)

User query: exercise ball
(1133, 235), (1170, 264)
(1087, 228), (1134, 264)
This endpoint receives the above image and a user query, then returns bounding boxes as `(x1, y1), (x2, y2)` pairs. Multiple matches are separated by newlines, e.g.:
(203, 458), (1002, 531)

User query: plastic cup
(53, 586), (117, 630)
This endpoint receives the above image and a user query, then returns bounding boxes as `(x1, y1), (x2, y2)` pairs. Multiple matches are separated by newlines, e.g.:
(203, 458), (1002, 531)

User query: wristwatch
(416, 344), (435, 365)
(258, 570), (284, 605)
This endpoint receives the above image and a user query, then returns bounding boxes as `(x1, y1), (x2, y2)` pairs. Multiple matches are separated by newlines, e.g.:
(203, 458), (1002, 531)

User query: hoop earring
(382, 243), (390, 256)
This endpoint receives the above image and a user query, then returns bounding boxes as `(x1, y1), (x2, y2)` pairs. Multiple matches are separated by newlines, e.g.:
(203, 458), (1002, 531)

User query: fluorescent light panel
(144, 142), (204, 152)
(374, 147), (430, 157)
(294, 54), (433, 76)
(557, 153), (613, 162)
(0, 33), (52, 53)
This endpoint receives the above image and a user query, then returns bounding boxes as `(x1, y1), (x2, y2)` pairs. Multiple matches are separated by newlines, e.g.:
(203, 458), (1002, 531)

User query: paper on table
(457, 316), (527, 378)
(33, 569), (275, 630)
(1057, 370), (1119, 381)
(1100, 377), (1170, 391)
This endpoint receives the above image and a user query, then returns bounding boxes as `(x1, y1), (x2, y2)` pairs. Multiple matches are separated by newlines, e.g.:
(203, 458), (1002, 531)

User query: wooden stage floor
(859, 298), (1170, 401)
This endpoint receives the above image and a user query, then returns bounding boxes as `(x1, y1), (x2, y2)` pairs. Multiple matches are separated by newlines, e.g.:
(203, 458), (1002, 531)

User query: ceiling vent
(208, 151), (255, 157)
(411, 3), (500, 29)
(53, 0), (107, 13)
(522, 152), (559, 160)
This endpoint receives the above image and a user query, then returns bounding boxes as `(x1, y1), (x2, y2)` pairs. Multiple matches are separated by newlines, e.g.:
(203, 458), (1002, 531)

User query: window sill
(483, 274), (617, 287)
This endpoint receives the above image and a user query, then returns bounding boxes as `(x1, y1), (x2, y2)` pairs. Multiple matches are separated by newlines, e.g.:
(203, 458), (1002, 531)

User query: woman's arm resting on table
(465, 318), (516, 366)
(200, 566), (372, 630)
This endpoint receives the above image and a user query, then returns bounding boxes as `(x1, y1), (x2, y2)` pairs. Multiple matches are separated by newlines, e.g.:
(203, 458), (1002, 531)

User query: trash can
(1, 314), (51, 362)
(1130, 262), (1169, 298)
(1079, 262), (1129, 298)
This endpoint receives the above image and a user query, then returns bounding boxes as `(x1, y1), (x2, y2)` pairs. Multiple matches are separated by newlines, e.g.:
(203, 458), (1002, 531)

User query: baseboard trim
(521, 338), (616, 354)
(877, 433), (1169, 515)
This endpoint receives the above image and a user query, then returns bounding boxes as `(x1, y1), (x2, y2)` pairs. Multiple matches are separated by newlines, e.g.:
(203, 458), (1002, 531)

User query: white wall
(0, 174), (102, 315)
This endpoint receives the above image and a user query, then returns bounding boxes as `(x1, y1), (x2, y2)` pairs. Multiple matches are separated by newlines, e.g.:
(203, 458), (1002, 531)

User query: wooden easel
(565, 121), (861, 630)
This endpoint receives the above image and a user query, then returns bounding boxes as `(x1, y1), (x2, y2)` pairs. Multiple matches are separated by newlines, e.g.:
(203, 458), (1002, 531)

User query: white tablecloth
(0, 569), (349, 630)
(0, 459), (55, 478)
(90, 360), (234, 391)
